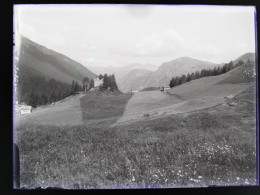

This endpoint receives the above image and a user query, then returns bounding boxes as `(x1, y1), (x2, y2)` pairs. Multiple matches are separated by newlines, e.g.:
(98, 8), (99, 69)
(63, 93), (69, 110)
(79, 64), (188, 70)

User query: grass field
(116, 67), (252, 125)
(16, 84), (256, 188)
(15, 94), (85, 127)
(80, 92), (133, 127)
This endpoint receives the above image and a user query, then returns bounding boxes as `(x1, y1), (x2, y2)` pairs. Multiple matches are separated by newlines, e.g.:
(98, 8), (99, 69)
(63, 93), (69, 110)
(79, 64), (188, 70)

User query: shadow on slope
(80, 91), (133, 127)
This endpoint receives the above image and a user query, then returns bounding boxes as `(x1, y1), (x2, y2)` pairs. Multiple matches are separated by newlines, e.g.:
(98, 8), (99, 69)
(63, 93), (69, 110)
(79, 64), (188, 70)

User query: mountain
(117, 53), (255, 93)
(88, 63), (158, 82)
(233, 52), (255, 65)
(146, 57), (217, 88)
(118, 57), (218, 92)
(117, 69), (153, 92)
(17, 36), (96, 85)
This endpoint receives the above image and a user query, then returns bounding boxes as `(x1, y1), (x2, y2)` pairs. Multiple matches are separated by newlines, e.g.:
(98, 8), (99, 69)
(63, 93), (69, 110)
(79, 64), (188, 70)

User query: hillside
(17, 36), (96, 85)
(16, 61), (256, 188)
(233, 52), (255, 65)
(117, 69), (153, 92)
(88, 63), (158, 82)
(116, 59), (255, 125)
(147, 57), (217, 87)
(117, 53), (255, 93)
(118, 57), (218, 92)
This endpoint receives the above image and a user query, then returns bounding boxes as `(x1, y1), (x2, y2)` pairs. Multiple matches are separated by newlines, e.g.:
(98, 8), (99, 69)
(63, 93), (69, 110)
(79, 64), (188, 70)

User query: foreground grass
(16, 86), (256, 188)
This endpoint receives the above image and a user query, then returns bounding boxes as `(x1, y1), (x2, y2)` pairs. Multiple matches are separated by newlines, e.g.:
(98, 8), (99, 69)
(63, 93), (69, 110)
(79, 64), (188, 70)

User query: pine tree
(200, 69), (205, 78)
(99, 74), (104, 80)
(212, 67), (217, 76)
(216, 66), (222, 75)
(222, 64), (228, 73)
(170, 77), (177, 88)
(187, 73), (191, 82)
(180, 74), (187, 84)
(110, 74), (118, 91)
(74, 81), (79, 93)
(175, 77), (180, 85)
(82, 77), (90, 92)
(236, 60), (244, 67)
(228, 61), (234, 71)
(107, 75), (112, 89)
(90, 79), (94, 89)
(71, 80), (75, 94)
(190, 73), (195, 81)
(194, 71), (200, 79)
(103, 74), (109, 89)
(28, 92), (38, 108)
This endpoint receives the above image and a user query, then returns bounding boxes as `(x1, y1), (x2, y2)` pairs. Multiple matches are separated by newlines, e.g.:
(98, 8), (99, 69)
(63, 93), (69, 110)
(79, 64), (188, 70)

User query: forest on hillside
(16, 73), (78, 108)
(169, 60), (246, 88)
(16, 71), (120, 108)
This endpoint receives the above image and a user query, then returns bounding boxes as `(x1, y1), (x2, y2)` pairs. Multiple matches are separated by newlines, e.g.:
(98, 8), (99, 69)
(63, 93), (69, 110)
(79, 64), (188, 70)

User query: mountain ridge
(17, 36), (96, 85)
(117, 53), (255, 93)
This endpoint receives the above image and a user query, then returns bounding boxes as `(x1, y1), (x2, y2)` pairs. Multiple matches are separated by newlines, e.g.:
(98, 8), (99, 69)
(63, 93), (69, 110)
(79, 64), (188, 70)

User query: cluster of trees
(17, 70), (121, 108)
(99, 73), (119, 92)
(82, 77), (94, 91)
(70, 80), (83, 95)
(169, 60), (242, 88)
(81, 73), (119, 92)
(17, 74), (74, 108)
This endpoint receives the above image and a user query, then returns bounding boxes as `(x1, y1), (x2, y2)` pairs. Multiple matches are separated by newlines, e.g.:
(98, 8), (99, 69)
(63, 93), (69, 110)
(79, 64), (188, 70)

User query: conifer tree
(110, 74), (118, 91)
(103, 74), (109, 89)
(90, 79), (94, 89)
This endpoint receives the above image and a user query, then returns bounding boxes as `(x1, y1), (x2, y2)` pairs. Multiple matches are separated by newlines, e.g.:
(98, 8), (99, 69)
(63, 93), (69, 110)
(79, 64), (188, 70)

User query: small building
(94, 77), (103, 88)
(18, 104), (32, 115)
(162, 86), (170, 92)
(131, 90), (139, 93)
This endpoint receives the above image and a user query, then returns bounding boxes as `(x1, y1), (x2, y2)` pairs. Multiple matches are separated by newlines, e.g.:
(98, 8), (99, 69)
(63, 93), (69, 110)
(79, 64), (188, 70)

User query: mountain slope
(117, 69), (153, 92)
(17, 36), (96, 85)
(147, 57), (218, 88)
(118, 53), (255, 93)
(116, 59), (255, 125)
(233, 52), (255, 65)
(88, 63), (158, 82)
(118, 57), (218, 92)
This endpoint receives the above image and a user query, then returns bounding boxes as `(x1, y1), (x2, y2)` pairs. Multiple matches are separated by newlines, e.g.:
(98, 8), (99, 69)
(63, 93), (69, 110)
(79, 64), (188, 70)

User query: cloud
(109, 29), (185, 59)
(135, 30), (185, 56)
(108, 28), (235, 64)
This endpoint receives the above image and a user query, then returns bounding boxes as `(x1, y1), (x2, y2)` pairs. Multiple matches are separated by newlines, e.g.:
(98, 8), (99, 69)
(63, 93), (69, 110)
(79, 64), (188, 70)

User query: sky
(14, 4), (256, 68)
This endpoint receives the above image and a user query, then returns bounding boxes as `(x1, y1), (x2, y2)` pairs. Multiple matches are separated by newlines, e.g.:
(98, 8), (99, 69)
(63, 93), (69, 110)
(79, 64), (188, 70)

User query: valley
(12, 5), (257, 190)
(116, 53), (255, 93)
(15, 59), (256, 188)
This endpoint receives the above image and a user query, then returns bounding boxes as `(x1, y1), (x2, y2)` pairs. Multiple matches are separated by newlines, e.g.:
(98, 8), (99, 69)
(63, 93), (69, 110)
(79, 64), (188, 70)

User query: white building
(16, 103), (32, 115)
(94, 78), (103, 88)
(162, 86), (170, 92)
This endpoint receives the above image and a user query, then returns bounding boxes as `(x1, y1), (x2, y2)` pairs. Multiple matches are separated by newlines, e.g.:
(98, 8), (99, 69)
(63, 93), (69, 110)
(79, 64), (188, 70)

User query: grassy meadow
(16, 86), (256, 188)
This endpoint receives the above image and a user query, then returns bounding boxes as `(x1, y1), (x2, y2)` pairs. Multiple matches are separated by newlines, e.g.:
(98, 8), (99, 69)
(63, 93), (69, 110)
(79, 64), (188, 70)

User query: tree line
(82, 73), (119, 92)
(96, 73), (119, 92)
(17, 74), (75, 108)
(17, 71), (120, 108)
(169, 60), (245, 88)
